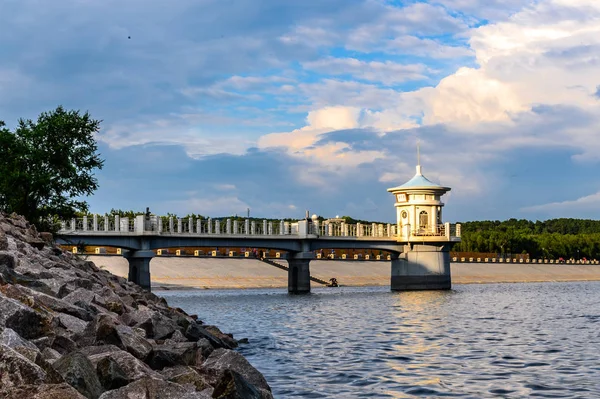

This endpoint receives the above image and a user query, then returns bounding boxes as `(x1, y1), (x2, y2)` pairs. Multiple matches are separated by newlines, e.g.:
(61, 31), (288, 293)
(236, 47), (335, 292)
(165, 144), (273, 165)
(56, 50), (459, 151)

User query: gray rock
(195, 338), (214, 363)
(148, 341), (198, 370)
(114, 324), (153, 361)
(202, 349), (271, 393)
(79, 344), (122, 357)
(0, 344), (46, 387)
(160, 366), (210, 391)
(212, 369), (262, 399)
(204, 326), (238, 349)
(98, 376), (199, 399)
(0, 229), (8, 250)
(88, 349), (161, 388)
(53, 351), (105, 399)
(0, 327), (40, 361)
(2, 284), (92, 321)
(62, 287), (97, 306)
(122, 307), (179, 340)
(186, 323), (231, 350)
(41, 347), (61, 363)
(0, 383), (86, 399)
(0, 291), (55, 339)
(57, 312), (88, 335)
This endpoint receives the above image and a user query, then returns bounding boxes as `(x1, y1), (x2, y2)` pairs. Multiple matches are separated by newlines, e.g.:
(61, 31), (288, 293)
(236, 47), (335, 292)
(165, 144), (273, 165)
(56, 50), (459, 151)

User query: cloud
(521, 191), (600, 215)
(302, 58), (428, 85)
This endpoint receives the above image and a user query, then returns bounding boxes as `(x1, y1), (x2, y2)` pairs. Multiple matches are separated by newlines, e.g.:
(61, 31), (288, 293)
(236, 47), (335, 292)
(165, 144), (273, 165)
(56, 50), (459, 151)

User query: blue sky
(2, 0), (600, 223)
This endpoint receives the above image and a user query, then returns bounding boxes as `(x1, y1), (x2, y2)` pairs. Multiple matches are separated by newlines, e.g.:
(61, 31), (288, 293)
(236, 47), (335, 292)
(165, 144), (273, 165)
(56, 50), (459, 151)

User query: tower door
(419, 210), (429, 230)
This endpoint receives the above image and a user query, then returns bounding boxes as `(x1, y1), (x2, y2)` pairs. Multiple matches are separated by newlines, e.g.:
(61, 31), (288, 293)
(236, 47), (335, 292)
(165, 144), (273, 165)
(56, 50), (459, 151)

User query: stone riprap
(0, 213), (273, 399)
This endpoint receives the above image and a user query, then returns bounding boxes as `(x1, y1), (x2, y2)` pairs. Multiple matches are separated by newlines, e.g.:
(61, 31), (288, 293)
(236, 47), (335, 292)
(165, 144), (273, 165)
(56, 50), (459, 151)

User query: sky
(1, 0), (600, 223)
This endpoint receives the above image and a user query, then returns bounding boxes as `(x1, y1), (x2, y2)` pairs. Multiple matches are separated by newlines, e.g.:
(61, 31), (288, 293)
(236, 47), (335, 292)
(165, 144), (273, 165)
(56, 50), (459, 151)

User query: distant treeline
(453, 218), (600, 260)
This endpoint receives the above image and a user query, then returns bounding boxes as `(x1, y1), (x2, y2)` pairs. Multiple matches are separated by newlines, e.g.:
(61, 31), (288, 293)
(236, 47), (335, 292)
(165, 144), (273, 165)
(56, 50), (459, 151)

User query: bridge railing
(58, 216), (460, 241)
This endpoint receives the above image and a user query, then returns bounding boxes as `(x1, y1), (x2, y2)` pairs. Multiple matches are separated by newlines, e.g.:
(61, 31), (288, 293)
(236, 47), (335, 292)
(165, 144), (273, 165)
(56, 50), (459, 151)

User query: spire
(416, 140), (422, 175)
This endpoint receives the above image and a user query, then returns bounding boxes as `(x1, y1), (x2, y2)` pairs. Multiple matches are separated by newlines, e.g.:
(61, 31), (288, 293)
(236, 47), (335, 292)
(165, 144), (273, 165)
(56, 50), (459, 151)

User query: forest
(452, 218), (600, 260)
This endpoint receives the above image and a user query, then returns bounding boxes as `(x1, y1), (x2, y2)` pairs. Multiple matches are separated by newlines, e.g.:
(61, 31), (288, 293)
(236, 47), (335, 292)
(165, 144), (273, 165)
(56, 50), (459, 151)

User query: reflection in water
(161, 282), (600, 398)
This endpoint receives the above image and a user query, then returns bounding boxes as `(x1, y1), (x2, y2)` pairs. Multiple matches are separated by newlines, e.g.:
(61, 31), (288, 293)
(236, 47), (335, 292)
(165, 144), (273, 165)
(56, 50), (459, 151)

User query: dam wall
(85, 256), (600, 289)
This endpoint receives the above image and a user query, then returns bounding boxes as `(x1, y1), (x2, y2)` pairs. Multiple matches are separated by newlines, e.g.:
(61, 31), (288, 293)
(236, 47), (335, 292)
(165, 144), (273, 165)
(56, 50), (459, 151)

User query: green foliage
(0, 106), (104, 231)
(453, 218), (600, 259)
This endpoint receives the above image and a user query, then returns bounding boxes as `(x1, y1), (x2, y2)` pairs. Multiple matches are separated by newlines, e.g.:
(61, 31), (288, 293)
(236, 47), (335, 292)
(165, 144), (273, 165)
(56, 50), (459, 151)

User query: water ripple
(161, 282), (600, 398)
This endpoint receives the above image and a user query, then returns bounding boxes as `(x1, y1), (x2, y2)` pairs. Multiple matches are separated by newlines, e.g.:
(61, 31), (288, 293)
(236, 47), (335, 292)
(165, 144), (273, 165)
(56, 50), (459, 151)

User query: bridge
(57, 162), (461, 293)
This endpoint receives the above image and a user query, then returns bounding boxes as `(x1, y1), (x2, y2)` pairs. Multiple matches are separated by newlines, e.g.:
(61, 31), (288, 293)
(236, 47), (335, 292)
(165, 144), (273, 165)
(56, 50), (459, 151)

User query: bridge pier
(287, 252), (313, 294)
(123, 250), (155, 291)
(391, 244), (451, 291)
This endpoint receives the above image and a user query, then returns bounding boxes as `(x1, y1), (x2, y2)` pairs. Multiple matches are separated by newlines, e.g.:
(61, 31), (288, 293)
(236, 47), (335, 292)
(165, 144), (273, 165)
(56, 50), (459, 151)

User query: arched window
(419, 210), (429, 229)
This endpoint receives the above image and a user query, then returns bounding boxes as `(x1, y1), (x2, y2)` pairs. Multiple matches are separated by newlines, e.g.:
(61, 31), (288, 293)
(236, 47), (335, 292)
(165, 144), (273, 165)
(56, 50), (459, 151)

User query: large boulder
(0, 291), (55, 339)
(1, 284), (92, 321)
(53, 351), (104, 399)
(75, 314), (153, 361)
(201, 349), (271, 393)
(0, 327), (40, 361)
(160, 366), (210, 392)
(0, 383), (86, 399)
(148, 341), (198, 370)
(0, 344), (47, 387)
(185, 323), (233, 350)
(120, 306), (178, 340)
(88, 349), (162, 390)
(212, 369), (262, 399)
(97, 376), (205, 399)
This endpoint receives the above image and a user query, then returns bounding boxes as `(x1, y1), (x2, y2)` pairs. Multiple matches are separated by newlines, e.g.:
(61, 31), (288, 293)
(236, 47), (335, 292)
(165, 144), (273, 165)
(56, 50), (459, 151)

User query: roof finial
(416, 140), (422, 175)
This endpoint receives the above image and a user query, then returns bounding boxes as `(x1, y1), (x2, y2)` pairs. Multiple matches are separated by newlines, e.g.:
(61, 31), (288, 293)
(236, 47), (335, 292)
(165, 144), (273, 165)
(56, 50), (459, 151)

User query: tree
(0, 106), (104, 231)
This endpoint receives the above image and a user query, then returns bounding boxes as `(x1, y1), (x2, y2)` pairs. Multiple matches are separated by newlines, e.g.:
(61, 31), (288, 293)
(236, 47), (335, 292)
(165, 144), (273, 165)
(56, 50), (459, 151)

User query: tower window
(419, 211), (429, 229)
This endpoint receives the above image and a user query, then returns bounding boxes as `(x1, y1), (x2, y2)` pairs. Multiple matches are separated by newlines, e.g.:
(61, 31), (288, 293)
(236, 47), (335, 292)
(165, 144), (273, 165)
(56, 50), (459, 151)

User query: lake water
(160, 282), (600, 398)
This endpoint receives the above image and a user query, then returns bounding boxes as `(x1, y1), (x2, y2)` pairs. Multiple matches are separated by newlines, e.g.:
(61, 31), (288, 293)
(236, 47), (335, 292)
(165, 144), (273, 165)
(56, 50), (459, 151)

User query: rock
(148, 341), (198, 370)
(33, 352), (65, 384)
(167, 329), (188, 343)
(160, 366), (210, 391)
(75, 314), (153, 361)
(0, 383), (86, 399)
(53, 351), (104, 399)
(95, 356), (129, 391)
(195, 338), (214, 363)
(212, 369), (262, 399)
(57, 312), (88, 335)
(114, 324), (153, 360)
(121, 307), (178, 340)
(0, 291), (54, 339)
(98, 287), (125, 314)
(185, 323), (232, 350)
(41, 347), (62, 363)
(79, 345), (122, 357)
(88, 349), (162, 389)
(62, 288), (97, 306)
(204, 326), (238, 349)
(97, 376), (200, 399)
(201, 349), (271, 393)
(0, 344), (46, 387)
(1, 284), (92, 321)
(0, 230), (8, 250)
(0, 327), (40, 362)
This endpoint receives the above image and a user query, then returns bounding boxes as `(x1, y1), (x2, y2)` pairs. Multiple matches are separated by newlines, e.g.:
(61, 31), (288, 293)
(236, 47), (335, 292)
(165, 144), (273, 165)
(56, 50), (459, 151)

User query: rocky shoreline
(0, 213), (273, 399)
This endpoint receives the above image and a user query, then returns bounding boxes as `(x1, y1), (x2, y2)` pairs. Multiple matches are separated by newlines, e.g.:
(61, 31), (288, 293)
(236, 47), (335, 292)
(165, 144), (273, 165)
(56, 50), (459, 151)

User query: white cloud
(302, 58), (428, 85)
(521, 191), (600, 214)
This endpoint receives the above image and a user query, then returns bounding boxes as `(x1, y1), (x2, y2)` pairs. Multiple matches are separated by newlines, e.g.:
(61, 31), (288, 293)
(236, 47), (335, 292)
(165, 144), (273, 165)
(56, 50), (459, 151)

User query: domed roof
(387, 165), (450, 192)
(311, 214), (319, 220)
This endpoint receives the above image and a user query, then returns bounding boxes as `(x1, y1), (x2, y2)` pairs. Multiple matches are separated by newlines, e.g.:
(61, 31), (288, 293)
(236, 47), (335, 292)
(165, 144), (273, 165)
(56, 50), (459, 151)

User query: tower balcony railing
(404, 223), (461, 241)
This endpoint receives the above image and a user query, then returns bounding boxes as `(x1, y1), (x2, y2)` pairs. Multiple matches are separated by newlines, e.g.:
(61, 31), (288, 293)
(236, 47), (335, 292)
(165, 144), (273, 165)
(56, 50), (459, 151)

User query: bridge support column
(123, 250), (155, 291)
(391, 244), (451, 291)
(287, 252), (313, 294)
